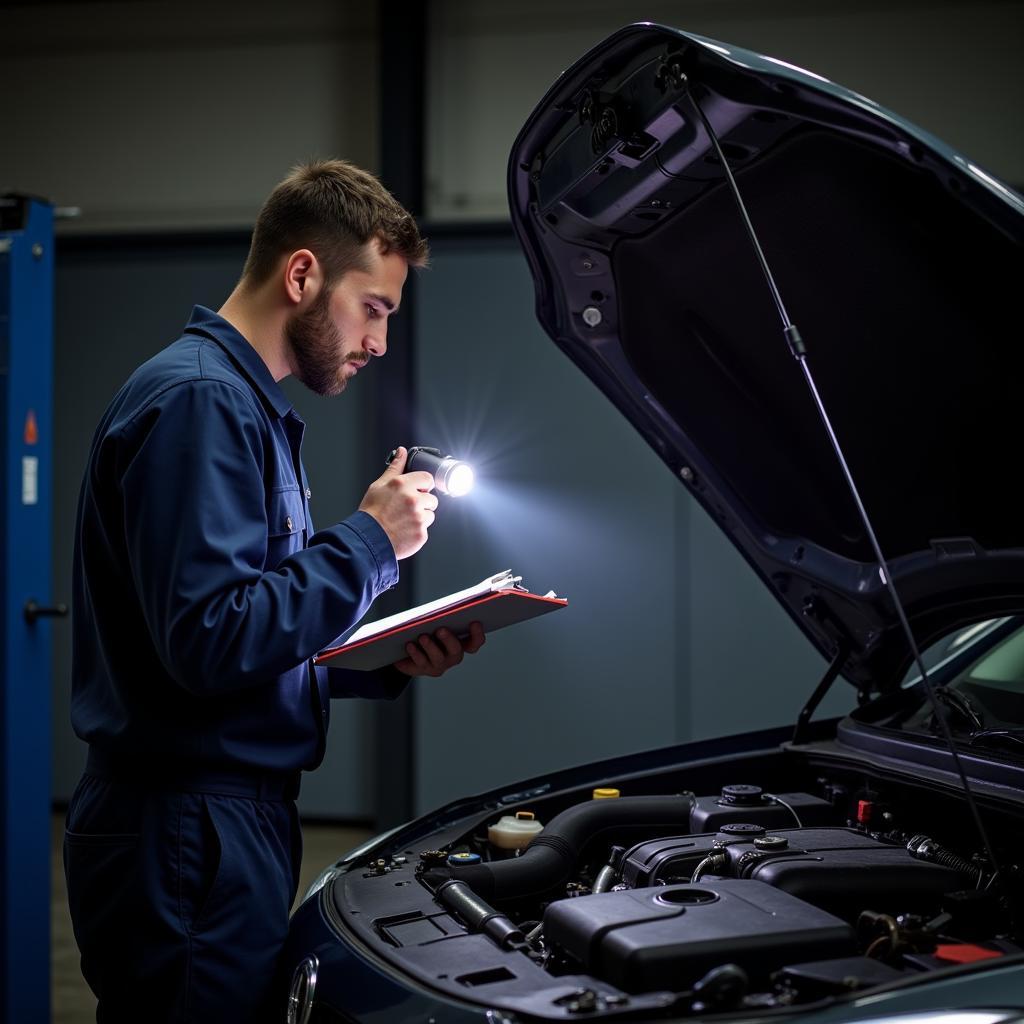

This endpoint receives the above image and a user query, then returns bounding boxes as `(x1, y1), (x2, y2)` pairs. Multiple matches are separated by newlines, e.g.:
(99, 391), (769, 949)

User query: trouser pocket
(64, 827), (140, 995)
(175, 793), (222, 935)
(63, 830), (140, 906)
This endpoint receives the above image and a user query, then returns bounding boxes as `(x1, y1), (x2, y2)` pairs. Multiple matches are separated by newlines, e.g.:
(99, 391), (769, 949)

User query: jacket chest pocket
(266, 487), (306, 567)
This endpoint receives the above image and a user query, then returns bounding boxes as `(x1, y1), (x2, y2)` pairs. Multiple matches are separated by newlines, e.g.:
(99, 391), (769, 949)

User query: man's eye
(366, 304), (380, 319)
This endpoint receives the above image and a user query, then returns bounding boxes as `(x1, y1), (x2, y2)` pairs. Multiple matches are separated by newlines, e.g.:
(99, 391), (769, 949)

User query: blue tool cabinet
(1, 195), (55, 1023)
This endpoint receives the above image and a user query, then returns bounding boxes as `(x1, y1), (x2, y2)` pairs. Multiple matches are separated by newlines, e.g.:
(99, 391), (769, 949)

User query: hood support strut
(792, 643), (849, 745)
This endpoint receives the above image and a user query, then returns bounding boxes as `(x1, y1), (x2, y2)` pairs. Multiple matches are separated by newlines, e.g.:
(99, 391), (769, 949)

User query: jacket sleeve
(327, 664), (410, 701)
(117, 379), (398, 695)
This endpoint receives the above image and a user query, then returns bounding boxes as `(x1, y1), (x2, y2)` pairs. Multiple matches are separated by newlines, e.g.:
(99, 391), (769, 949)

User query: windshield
(893, 616), (1024, 755)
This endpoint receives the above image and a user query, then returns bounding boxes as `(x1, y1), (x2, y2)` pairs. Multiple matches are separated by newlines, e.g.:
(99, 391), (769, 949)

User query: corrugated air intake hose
(422, 793), (695, 902)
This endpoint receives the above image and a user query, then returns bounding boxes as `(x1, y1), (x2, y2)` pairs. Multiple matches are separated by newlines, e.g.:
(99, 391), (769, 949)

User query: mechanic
(63, 159), (485, 1022)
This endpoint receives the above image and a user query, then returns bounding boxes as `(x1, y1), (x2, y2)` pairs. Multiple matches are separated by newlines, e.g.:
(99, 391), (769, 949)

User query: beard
(285, 288), (364, 397)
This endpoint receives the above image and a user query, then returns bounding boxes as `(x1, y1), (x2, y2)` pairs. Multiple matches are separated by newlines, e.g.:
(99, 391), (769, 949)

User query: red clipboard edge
(314, 589), (568, 665)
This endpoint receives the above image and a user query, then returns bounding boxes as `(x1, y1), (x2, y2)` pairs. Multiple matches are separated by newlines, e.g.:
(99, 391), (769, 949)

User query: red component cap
(856, 799), (873, 825)
(935, 944), (1003, 964)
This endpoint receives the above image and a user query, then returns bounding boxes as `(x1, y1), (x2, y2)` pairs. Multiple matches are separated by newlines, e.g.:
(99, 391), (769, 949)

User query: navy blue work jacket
(71, 306), (405, 775)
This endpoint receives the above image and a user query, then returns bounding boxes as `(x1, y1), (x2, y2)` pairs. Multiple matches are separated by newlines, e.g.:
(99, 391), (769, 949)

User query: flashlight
(387, 446), (475, 497)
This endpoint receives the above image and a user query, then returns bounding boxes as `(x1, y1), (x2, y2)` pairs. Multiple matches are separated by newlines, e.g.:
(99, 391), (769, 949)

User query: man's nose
(363, 324), (387, 358)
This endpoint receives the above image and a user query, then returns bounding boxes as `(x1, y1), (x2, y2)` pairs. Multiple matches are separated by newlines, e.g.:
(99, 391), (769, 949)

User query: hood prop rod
(793, 642), (848, 745)
(679, 77), (1010, 917)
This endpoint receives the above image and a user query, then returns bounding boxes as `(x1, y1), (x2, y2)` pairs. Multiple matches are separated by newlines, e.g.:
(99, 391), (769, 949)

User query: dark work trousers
(64, 763), (303, 1023)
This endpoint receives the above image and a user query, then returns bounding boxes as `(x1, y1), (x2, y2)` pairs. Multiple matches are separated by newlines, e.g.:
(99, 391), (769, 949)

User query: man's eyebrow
(367, 292), (398, 313)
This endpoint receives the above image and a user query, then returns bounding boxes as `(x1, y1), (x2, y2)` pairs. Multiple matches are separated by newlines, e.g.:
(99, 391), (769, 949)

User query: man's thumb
(385, 446), (408, 474)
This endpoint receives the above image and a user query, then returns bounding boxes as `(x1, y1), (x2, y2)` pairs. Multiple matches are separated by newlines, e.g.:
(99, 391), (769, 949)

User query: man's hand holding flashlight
(359, 445), (487, 676)
(359, 446), (438, 559)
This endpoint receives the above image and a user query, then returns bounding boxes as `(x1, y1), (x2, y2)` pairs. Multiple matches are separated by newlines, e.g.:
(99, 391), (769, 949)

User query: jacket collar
(184, 305), (294, 419)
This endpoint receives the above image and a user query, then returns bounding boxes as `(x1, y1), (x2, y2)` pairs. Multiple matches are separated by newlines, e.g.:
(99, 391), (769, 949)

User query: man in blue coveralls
(64, 160), (485, 1021)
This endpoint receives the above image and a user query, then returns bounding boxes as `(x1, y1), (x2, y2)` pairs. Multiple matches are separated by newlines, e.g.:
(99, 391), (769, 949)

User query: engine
(333, 776), (1020, 1020)
(545, 823), (964, 993)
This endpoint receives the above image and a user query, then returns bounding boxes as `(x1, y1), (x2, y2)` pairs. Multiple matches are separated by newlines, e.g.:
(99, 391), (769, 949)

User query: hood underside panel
(614, 126), (1021, 563)
(508, 24), (1024, 689)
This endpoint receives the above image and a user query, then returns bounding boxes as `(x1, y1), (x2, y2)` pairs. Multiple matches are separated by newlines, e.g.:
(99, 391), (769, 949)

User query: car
(282, 21), (1024, 1024)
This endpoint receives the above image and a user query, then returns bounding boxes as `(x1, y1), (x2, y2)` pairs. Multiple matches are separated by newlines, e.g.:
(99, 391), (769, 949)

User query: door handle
(23, 599), (69, 624)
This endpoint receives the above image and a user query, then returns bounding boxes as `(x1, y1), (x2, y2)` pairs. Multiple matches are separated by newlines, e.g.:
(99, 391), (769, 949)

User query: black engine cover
(622, 828), (963, 919)
(544, 880), (854, 993)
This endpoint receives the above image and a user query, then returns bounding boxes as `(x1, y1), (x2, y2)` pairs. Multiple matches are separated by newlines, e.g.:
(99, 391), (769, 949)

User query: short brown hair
(241, 159), (429, 287)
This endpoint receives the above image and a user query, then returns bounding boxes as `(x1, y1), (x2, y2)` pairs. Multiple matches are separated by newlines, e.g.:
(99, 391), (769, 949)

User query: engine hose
(423, 793), (694, 903)
(593, 863), (617, 894)
(435, 880), (527, 951)
(691, 853), (727, 883)
(906, 835), (986, 887)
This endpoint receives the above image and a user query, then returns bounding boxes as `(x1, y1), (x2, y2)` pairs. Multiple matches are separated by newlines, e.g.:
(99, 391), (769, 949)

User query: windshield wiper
(930, 688), (986, 734)
(969, 728), (1024, 753)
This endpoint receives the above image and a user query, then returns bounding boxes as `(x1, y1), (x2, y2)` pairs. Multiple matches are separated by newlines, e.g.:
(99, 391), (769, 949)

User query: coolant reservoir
(488, 810), (543, 850)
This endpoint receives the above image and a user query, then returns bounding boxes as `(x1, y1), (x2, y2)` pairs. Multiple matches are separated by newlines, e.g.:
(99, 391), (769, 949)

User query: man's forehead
(354, 239), (408, 304)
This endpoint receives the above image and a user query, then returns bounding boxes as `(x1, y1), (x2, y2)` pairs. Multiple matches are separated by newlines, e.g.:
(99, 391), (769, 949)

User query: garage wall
(0, 1), (379, 233)
(427, 0), (1024, 220)
(411, 237), (679, 813)
(5, 0), (1018, 234)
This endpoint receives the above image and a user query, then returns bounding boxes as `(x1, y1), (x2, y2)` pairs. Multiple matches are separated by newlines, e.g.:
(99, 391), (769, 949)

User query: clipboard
(315, 570), (568, 671)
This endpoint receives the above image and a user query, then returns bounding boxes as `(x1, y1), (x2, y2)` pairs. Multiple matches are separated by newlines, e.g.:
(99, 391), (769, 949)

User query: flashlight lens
(446, 463), (475, 497)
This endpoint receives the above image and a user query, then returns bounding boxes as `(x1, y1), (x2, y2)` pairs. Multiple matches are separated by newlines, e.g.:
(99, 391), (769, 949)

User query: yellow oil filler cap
(488, 810), (543, 850)
(592, 788), (620, 799)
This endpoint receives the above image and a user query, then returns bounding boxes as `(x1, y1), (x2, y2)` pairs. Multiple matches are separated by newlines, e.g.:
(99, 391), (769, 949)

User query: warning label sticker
(22, 456), (38, 505)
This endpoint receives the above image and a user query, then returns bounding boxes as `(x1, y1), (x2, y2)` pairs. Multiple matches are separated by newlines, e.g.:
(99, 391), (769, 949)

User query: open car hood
(508, 23), (1024, 693)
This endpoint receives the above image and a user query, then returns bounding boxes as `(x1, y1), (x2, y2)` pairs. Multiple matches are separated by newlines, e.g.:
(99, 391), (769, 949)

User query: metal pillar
(1, 195), (57, 1022)
(371, 0), (428, 828)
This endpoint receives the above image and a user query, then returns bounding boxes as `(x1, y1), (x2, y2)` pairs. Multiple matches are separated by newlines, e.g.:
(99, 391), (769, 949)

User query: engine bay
(324, 754), (1023, 1020)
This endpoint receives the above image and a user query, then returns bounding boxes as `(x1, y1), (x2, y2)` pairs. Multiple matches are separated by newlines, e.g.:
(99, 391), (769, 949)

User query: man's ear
(283, 249), (323, 306)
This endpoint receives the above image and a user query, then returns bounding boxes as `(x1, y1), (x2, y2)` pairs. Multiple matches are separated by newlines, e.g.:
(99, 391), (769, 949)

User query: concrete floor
(51, 811), (373, 1023)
